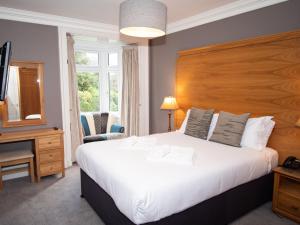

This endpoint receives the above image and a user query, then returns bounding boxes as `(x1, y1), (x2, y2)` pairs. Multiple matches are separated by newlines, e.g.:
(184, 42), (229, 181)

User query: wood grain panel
(175, 29), (300, 164)
(39, 161), (63, 177)
(37, 135), (62, 150)
(19, 67), (41, 119)
(39, 150), (63, 164)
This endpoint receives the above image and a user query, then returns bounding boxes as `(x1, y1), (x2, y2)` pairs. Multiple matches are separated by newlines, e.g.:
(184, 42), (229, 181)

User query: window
(75, 43), (122, 114)
(108, 53), (118, 67)
(77, 72), (100, 112)
(75, 51), (98, 66)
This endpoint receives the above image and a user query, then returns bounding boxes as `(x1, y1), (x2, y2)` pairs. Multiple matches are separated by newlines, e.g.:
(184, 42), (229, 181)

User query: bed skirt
(80, 169), (273, 225)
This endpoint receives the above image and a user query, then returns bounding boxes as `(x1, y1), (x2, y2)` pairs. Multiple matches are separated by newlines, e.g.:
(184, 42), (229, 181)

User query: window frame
(75, 41), (122, 114)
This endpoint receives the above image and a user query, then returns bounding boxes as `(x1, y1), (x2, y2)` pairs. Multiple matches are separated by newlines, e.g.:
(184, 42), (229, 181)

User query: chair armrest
(110, 124), (125, 133)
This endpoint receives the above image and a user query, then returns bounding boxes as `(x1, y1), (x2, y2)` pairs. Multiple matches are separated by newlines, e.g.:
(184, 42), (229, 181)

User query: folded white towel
(146, 145), (194, 166)
(120, 136), (157, 150)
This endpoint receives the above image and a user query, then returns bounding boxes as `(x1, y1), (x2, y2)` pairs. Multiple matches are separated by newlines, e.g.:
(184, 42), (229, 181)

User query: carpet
(0, 165), (297, 225)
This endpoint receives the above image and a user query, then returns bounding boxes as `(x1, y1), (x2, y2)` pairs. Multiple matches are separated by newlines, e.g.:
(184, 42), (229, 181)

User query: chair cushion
(111, 124), (125, 133)
(93, 112), (109, 134)
(100, 113), (109, 134)
(93, 113), (102, 134)
(80, 115), (90, 136)
(83, 134), (107, 143)
(83, 132), (125, 143)
(85, 113), (96, 135)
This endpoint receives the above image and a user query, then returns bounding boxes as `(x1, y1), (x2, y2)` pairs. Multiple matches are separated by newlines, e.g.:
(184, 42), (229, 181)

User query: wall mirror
(2, 61), (46, 127)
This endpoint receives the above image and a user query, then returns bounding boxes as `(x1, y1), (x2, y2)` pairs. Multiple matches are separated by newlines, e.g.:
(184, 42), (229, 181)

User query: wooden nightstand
(272, 167), (300, 223)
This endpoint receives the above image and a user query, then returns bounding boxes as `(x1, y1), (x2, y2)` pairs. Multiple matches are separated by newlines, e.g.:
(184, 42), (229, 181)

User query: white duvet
(76, 132), (278, 224)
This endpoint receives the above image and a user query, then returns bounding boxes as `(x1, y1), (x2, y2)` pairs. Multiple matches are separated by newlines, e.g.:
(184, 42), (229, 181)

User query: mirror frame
(2, 61), (47, 127)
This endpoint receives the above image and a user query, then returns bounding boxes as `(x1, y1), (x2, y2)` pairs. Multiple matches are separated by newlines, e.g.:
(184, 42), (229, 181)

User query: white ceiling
(0, 0), (238, 25)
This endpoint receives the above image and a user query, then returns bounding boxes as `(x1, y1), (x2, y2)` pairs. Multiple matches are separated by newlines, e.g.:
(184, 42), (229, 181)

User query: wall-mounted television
(0, 41), (12, 101)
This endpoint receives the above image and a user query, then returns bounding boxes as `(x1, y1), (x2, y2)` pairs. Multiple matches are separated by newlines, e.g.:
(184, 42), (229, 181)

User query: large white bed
(76, 131), (278, 224)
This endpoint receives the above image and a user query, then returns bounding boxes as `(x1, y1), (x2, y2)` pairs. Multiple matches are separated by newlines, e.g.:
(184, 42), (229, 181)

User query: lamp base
(168, 111), (172, 132)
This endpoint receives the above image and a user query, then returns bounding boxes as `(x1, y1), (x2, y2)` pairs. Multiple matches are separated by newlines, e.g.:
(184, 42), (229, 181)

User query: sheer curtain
(121, 46), (139, 136)
(67, 33), (83, 161)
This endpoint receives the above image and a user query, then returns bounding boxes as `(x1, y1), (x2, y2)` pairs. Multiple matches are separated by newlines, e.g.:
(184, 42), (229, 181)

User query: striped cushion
(209, 111), (250, 147)
(92, 112), (109, 134)
(184, 107), (214, 139)
(100, 113), (109, 134)
(93, 113), (102, 134)
(86, 113), (96, 135)
(80, 115), (90, 136)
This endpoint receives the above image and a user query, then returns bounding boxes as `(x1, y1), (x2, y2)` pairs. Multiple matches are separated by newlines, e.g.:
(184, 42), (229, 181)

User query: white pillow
(261, 120), (275, 147)
(240, 116), (275, 150)
(207, 113), (219, 140)
(178, 109), (190, 133)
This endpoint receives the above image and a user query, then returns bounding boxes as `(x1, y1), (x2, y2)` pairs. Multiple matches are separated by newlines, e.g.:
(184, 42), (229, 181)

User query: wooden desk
(0, 128), (65, 182)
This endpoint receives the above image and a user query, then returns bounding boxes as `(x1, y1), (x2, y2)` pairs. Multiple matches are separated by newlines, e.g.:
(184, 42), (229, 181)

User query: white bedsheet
(76, 132), (278, 224)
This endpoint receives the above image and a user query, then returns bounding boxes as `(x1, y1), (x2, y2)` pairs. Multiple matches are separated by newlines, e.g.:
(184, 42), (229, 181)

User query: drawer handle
(48, 142), (52, 144)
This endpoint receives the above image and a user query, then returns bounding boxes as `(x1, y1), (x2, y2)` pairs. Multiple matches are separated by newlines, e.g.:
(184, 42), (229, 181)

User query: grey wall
(0, 20), (62, 150)
(150, 0), (300, 134)
(0, 19), (62, 132)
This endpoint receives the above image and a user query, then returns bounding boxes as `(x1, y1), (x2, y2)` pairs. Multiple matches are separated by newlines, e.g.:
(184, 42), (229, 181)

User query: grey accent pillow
(184, 107), (214, 140)
(209, 111), (250, 147)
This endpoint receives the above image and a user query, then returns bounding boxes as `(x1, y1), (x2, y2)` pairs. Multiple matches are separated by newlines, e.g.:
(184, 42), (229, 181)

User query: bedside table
(272, 167), (300, 223)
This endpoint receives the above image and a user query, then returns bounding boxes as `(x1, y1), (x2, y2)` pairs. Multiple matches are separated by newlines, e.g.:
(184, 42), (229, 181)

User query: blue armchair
(81, 112), (125, 144)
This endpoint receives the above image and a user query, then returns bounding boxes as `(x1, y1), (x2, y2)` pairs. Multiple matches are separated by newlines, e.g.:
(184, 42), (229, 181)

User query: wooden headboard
(175, 29), (300, 164)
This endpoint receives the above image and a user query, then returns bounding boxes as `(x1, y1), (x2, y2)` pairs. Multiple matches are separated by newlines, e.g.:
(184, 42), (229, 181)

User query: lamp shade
(119, 0), (167, 38)
(296, 118), (300, 127)
(160, 96), (179, 110)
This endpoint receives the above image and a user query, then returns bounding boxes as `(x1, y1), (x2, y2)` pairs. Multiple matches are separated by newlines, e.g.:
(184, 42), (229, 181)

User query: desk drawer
(40, 161), (62, 176)
(38, 135), (62, 150)
(39, 150), (62, 164)
(278, 192), (300, 217)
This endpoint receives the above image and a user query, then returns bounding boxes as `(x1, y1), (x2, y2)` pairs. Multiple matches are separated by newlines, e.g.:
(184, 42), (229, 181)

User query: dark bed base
(81, 169), (273, 225)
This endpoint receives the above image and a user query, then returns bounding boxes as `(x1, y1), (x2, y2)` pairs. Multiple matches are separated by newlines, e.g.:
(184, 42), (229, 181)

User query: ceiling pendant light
(119, 0), (167, 38)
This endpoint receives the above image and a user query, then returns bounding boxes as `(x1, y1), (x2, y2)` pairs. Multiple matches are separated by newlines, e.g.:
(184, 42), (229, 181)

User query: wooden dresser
(272, 167), (300, 223)
(0, 128), (64, 182)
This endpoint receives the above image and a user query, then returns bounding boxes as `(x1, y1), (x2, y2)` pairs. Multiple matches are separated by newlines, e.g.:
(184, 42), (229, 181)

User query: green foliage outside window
(77, 72), (100, 112)
(75, 51), (120, 113)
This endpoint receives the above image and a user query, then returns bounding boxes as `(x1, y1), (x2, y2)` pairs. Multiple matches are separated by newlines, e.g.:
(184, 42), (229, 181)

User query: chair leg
(0, 166), (3, 190)
(29, 158), (35, 183)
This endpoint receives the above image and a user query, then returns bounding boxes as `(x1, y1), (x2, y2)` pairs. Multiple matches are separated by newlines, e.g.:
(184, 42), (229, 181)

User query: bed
(77, 132), (278, 225)
(77, 29), (300, 225)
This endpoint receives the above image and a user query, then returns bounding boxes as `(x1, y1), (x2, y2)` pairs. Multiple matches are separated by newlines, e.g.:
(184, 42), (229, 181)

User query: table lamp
(160, 96), (179, 132)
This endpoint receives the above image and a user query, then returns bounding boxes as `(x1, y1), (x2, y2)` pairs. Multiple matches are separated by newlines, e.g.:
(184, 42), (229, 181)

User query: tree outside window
(75, 46), (121, 113)
(77, 72), (100, 112)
